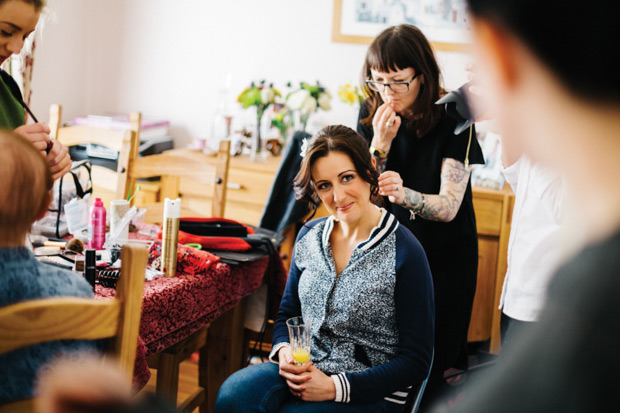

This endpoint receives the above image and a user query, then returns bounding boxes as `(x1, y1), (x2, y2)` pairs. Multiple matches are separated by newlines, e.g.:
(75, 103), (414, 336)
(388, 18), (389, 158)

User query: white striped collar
(322, 207), (399, 251)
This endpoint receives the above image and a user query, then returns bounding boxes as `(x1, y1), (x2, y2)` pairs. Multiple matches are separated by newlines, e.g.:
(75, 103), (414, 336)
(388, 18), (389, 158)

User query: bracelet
(409, 193), (426, 220)
(369, 145), (388, 159)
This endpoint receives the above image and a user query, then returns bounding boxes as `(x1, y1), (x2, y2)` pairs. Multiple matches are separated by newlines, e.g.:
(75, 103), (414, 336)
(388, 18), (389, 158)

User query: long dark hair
(360, 24), (445, 137)
(294, 125), (381, 221)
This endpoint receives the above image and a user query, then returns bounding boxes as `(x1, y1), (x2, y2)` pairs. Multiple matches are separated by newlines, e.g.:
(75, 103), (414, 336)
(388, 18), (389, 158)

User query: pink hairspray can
(88, 197), (107, 250)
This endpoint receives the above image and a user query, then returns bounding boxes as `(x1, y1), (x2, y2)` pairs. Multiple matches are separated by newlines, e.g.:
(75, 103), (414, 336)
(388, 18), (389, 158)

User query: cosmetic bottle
(161, 198), (181, 277)
(88, 198), (107, 250)
(84, 249), (96, 292)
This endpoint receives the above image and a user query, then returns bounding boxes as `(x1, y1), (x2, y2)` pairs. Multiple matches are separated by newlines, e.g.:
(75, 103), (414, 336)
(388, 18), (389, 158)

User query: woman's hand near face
(47, 140), (72, 180)
(371, 103), (401, 151)
(378, 170), (405, 204)
(14, 123), (51, 152)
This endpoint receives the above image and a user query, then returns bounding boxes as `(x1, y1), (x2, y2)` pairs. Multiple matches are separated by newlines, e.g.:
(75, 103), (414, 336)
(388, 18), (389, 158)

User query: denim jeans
(215, 362), (403, 413)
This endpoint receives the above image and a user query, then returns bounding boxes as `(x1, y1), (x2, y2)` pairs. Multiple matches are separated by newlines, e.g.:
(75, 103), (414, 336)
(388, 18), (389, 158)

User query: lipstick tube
(161, 198), (181, 277)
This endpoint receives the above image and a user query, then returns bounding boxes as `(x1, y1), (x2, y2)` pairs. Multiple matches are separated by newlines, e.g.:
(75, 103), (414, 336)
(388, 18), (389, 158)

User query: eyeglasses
(365, 73), (420, 93)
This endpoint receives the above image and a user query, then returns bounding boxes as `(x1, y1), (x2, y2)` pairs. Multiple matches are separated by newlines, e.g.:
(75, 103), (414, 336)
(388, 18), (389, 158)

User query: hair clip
(300, 138), (309, 158)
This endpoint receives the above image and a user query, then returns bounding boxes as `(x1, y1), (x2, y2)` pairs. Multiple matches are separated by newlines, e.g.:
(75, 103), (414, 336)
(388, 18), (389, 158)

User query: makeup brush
(66, 238), (85, 254)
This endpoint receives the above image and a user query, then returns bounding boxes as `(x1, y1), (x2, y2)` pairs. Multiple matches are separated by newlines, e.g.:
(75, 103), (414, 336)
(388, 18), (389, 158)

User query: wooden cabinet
(469, 186), (514, 353)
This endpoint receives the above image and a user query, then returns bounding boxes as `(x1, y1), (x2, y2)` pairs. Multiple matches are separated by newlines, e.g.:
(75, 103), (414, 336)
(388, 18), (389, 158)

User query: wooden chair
(128, 140), (231, 224)
(50, 104), (141, 207)
(0, 244), (148, 412)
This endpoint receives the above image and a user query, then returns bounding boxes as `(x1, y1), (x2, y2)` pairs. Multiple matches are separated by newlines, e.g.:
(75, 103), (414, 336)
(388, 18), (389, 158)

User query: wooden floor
(141, 359), (200, 412)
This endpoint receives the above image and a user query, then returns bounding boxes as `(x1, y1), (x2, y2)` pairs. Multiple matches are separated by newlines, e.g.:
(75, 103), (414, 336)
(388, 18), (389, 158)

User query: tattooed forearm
(399, 189), (459, 222)
(373, 155), (388, 174)
(399, 188), (423, 210)
(442, 159), (469, 183)
(397, 159), (472, 222)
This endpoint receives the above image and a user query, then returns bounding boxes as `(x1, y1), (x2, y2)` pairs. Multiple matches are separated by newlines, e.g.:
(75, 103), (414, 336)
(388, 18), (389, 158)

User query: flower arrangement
(286, 81), (332, 132)
(338, 83), (365, 106)
(237, 80), (281, 155)
(271, 107), (294, 141)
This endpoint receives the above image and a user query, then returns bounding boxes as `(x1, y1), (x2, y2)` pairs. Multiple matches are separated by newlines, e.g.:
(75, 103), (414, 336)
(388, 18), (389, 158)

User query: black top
(455, 228), (620, 412)
(357, 104), (484, 289)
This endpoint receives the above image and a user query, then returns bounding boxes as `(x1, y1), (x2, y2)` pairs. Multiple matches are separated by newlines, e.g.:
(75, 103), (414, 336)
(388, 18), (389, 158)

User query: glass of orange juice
(286, 316), (311, 365)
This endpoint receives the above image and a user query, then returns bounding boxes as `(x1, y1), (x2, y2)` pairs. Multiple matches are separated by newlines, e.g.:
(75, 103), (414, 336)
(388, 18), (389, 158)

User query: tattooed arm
(377, 158), (472, 222)
(372, 154), (389, 174)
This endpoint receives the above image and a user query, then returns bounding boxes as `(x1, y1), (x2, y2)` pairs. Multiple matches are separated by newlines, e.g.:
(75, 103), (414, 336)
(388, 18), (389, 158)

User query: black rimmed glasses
(365, 72), (420, 93)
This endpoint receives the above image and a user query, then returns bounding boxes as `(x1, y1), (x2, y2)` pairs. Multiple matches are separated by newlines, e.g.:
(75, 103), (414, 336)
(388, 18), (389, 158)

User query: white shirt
(500, 156), (564, 321)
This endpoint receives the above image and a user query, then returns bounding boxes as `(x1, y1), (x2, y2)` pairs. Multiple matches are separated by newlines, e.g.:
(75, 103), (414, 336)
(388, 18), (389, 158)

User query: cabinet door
(468, 235), (499, 341)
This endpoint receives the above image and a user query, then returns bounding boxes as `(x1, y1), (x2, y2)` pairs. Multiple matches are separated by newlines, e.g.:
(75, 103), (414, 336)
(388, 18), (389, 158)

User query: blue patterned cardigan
(0, 247), (100, 403)
(271, 209), (435, 406)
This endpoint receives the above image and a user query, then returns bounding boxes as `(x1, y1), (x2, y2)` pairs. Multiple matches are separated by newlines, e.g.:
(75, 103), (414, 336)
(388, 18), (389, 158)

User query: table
(96, 244), (286, 412)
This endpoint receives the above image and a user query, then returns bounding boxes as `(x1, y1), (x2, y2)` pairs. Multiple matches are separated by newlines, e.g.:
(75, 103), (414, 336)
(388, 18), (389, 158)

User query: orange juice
(292, 348), (310, 365)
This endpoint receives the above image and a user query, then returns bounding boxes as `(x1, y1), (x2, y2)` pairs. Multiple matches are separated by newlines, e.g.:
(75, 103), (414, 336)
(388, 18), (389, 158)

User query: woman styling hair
(357, 24), (485, 403)
(0, 0), (71, 180)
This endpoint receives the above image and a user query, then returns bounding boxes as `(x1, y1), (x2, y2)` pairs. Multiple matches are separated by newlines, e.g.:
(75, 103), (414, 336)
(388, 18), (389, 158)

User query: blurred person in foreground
(36, 355), (175, 413)
(439, 0), (620, 411)
(0, 131), (97, 402)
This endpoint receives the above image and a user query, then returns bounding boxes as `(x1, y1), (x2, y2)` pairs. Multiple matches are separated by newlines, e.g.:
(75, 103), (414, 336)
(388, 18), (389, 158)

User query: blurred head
(466, 0), (620, 165)
(294, 125), (380, 222)
(0, 130), (52, 245)
(0, 0), (44, 65)
(361, 24), (445, 136)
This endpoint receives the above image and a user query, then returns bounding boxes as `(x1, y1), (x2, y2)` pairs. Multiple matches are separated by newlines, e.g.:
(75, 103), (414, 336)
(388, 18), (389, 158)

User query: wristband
(369, 145), (388, 159)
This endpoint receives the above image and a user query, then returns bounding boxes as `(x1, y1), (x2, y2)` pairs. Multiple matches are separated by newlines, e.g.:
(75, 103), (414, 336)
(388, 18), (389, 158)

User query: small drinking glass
(286, 316), (311, 365)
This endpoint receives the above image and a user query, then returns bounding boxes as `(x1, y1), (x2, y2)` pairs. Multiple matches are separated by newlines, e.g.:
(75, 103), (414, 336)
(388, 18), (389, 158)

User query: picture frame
(332, 0), (471, 52)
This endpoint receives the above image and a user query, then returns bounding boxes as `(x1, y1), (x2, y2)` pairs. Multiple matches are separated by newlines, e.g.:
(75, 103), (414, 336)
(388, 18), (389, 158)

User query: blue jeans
(215, 362), (403, 413)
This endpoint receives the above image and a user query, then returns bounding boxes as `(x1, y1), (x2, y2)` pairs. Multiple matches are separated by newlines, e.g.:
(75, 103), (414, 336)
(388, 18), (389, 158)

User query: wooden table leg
(203, 298), (248, 413)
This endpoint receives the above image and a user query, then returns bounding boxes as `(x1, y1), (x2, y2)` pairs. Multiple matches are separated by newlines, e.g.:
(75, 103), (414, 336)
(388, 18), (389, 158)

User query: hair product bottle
(161, 198), (181, 277)
(88, 198), (107, 250)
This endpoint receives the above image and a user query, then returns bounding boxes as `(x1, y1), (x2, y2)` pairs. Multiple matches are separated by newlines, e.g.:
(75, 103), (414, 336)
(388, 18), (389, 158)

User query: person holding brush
(1, 0), (71, 180)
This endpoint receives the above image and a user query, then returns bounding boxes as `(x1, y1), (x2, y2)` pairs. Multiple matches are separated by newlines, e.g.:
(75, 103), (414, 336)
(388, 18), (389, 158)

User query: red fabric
(157, 217), (255, 251)
(176, 231), (252, 251)
(147, 240), (220, 275)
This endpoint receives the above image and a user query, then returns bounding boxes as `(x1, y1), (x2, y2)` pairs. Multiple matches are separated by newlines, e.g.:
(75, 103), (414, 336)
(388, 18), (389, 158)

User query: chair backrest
(50, 104), (141, 206)
(0, 244), (148, 412)
(403, 352), (434, 413)
(128, 140), (231, 224)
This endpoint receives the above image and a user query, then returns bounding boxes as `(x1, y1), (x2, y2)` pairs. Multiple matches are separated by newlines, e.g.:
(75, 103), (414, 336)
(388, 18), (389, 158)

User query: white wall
(30, 0), (473, 147)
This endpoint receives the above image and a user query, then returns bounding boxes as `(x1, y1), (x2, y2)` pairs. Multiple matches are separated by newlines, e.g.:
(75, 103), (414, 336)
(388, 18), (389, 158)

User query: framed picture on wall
(332, 0), (471, 52)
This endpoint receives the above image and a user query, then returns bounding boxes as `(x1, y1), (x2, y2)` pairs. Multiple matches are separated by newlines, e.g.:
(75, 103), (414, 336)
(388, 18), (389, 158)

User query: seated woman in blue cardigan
(0, 131), (98, 403)
(216, 125), (435, 412)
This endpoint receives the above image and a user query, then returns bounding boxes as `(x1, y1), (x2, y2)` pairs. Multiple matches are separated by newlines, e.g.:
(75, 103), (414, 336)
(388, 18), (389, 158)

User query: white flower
(318, 92), (332, 111)
(261, 87), (275, 104)
(287, 89), (310, 111)
(300, 138), (309, 158)
(300, 95), (317, 114)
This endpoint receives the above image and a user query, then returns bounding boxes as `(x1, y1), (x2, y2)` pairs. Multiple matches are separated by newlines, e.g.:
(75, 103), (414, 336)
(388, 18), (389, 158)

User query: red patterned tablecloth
(96, 252), (277, 389)
(94, 222), (287, 390)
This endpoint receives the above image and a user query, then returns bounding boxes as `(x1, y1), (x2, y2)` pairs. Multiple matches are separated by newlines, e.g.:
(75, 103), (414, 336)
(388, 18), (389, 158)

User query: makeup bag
(32, 160), (93, 238)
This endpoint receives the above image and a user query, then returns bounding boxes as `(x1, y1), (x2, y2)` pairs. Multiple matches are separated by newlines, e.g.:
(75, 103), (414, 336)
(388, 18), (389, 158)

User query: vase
(251, 106), (267, 162)
(295, 111), (311, 132)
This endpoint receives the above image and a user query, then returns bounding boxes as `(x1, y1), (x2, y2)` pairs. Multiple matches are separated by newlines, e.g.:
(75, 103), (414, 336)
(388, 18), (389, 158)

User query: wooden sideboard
(134, 152), (514, 354)
(468, 185), (514, 354)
